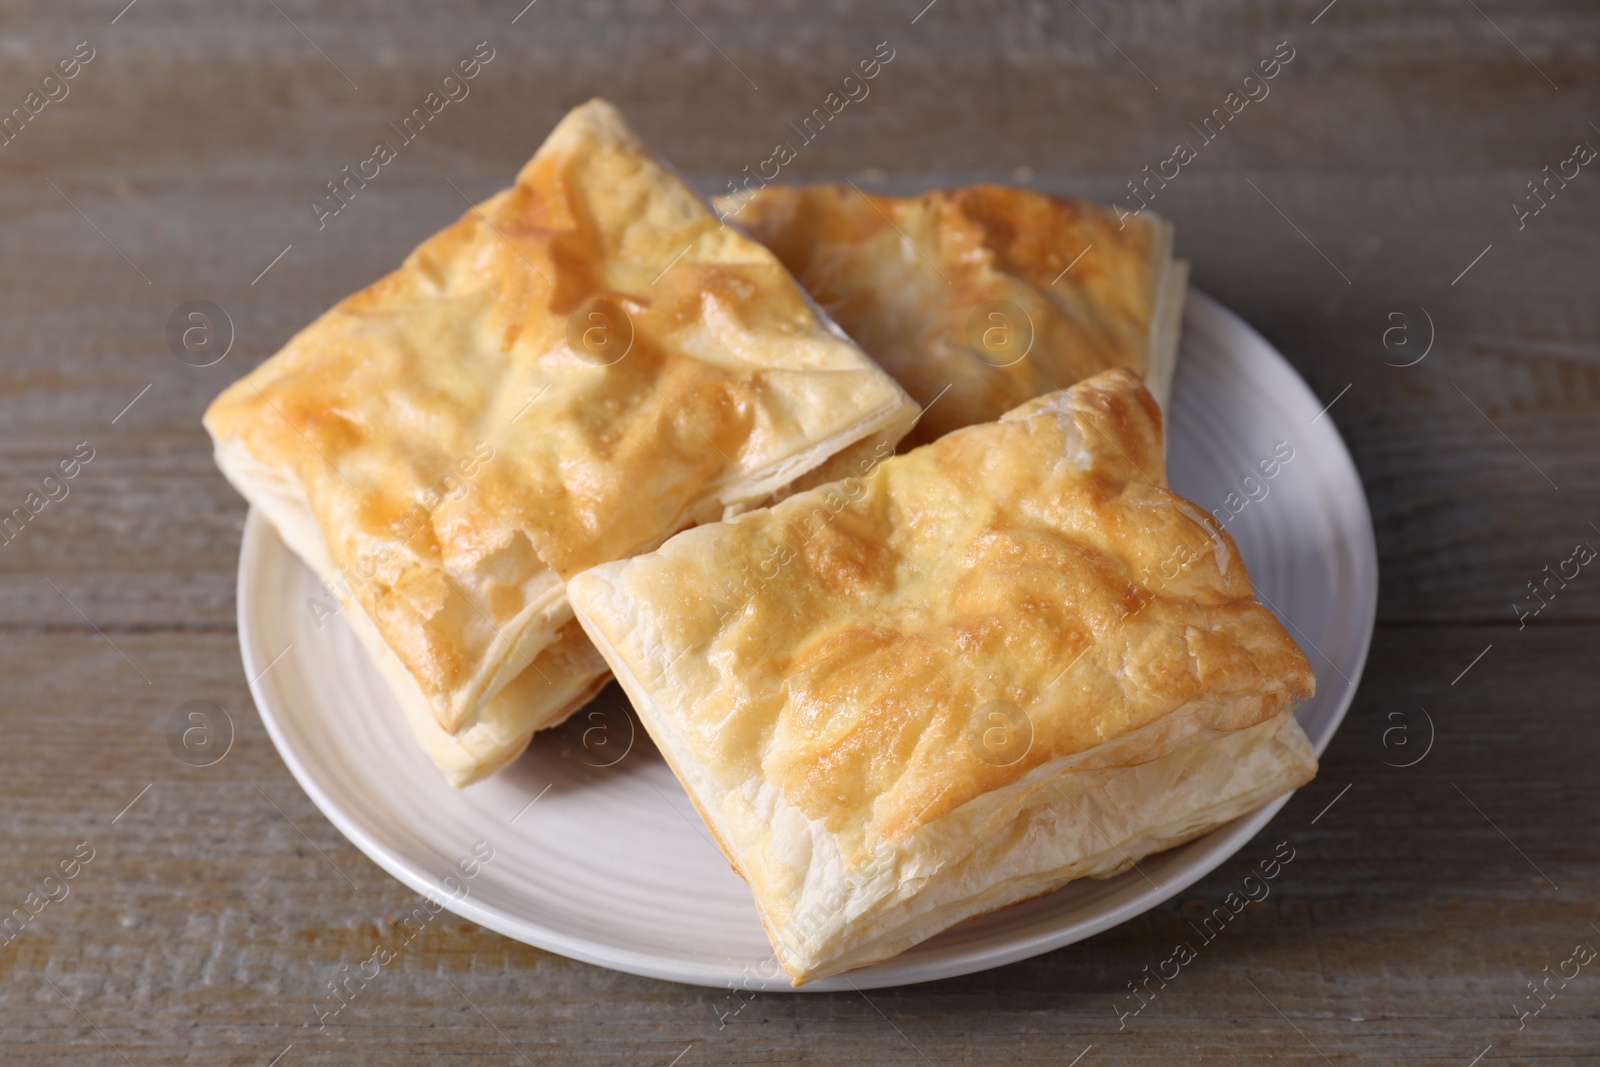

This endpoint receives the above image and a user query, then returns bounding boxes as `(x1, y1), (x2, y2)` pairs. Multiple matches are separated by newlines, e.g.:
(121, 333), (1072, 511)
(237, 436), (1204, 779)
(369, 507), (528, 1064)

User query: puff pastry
(714, 183), (1188, 449)
(568, 368), (1316, 983)
(206, 99), (919, 786)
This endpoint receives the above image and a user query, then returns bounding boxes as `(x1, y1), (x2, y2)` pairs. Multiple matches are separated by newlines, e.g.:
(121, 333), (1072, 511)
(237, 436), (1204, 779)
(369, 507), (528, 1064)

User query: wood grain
(1, 625), (1595, 1064)
(1, 1), (1597, 1062)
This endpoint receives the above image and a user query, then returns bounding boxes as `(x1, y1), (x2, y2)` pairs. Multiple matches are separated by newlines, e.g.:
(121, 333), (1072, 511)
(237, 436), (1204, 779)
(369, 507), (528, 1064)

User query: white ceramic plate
(237, 289), (1376, 991)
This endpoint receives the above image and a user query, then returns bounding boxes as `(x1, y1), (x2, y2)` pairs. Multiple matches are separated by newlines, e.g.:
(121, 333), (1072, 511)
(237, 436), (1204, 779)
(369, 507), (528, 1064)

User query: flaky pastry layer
(716, 183), (1188, 448)
(205, 100), (917, 782)
(226, 442), (609, 787)
(569, 368), (1316, 982)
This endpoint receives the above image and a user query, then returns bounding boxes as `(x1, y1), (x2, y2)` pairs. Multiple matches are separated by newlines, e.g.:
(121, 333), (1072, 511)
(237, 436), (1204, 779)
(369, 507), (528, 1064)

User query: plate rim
(236, 286), (1377, 991)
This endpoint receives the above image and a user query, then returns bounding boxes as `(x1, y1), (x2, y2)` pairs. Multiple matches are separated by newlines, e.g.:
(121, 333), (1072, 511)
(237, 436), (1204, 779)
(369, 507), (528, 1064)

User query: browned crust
(719, 183), (1168, 447)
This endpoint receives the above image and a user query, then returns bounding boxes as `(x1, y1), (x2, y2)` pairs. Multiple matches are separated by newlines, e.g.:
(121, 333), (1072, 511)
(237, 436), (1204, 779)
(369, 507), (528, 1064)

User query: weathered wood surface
(1, 1), (1596, 1063)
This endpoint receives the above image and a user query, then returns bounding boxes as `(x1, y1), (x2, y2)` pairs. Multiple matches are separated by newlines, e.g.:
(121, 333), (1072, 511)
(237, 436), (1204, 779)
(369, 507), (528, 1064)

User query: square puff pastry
(714, 183), (1188, 449)
(568, 368), (1316, 983)
(205, 99), (919, 787)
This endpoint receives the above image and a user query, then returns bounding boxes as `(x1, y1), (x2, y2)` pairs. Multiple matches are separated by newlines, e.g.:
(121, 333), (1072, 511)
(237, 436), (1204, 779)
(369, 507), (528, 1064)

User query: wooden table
(3, 1), (1596, 1062)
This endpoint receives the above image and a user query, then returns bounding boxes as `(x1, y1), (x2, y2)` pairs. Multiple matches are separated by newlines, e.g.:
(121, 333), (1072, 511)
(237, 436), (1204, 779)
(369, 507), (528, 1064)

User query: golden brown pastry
(206, 99), (919, 786)
(568, 368), (1315, 983)
(714, 183), (1187, 449)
